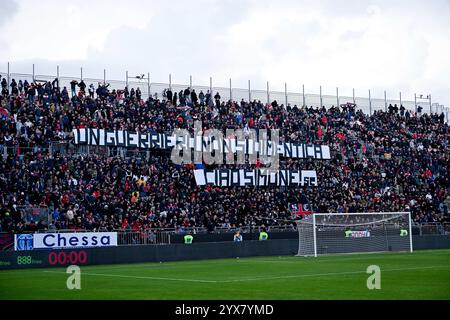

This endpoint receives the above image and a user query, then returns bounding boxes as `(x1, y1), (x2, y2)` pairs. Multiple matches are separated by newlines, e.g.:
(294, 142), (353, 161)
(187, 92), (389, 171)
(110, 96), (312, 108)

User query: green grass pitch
(1, 249), (449, 300)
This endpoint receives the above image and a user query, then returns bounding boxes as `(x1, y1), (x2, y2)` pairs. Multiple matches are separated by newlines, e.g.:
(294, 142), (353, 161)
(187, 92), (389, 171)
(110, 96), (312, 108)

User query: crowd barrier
(1, 223), (448, 251)
(1, 235), (450, 270)
(3, 67), (446, 118)
(0, 239), (298, 270)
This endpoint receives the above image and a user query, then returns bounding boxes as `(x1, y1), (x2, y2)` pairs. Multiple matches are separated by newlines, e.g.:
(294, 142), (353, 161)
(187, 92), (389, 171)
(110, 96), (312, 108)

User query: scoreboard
(0, 249), (90, 270)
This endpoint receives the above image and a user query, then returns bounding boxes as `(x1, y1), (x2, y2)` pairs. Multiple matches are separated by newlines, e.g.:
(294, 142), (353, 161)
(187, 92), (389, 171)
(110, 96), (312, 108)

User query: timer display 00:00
(48, 251), (88, 265)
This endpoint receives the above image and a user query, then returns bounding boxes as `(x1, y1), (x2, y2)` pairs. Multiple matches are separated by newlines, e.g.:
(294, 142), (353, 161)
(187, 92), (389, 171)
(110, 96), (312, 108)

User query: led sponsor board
(14, 232), (117, 251)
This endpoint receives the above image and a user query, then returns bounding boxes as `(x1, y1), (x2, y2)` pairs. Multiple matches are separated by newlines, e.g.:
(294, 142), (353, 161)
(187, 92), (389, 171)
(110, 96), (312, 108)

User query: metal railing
(414, 222), (450, 236)
(0, 142), (151, 160)
(16, 205), (51, 226)
(117, 230), (171, 246)
(2, 63), (448, 121)
(31, 222), (450, 236)
(2, 222), (449, 251)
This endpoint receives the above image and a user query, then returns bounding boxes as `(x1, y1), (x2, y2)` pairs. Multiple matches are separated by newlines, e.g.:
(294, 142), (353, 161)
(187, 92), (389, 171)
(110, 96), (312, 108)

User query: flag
(291, 203), (312, 215)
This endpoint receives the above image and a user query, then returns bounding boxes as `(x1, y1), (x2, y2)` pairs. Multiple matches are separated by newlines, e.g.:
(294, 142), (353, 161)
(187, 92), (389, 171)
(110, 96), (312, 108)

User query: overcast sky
(1, 0), (449, 108)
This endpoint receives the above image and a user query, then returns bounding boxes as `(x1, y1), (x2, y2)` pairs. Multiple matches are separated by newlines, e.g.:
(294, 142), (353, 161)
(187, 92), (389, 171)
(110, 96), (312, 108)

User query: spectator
(88, 84), (95, 98)
(0, 77), (448, 234)
(214, 92), (221, 107)
(173, 91), (178, 105)
(70, 80), (78, 97)
(199, 90), (205, 105)
(166, 88), (173, 103)
(78, 80), (86, 95)
(27, 83), (36, 105)
(10, 79), (18, 96)
(18, 80), (24, 94)
(234, 231), (243, 242)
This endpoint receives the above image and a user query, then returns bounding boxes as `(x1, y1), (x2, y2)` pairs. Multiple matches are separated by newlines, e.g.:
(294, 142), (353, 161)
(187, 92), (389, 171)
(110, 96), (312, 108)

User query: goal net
(296, 212), (413, 257)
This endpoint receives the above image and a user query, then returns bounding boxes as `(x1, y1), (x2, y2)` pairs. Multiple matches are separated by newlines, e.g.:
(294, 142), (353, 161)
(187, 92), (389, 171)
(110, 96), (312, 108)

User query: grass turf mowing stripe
(1, 250), (449, 299)
(43, 264), (449, 283)
(16, 250), (430, 273)
(218, 265), (449, 282)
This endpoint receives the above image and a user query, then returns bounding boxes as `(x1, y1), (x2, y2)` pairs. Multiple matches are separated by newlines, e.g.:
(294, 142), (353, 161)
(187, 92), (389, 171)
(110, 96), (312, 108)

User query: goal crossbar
(313, 212), (410, 216)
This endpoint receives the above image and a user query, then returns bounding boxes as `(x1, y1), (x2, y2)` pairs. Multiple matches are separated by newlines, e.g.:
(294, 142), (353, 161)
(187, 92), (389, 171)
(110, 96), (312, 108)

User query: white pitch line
(43, 270), (219, 283)
(44, 265), (449, 284)
(36, 250), (450, 272)
(77, 253), (418, 271)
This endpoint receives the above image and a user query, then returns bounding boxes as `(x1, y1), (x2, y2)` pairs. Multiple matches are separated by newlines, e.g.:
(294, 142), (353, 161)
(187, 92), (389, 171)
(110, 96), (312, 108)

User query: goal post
(296, 212), (413, 257)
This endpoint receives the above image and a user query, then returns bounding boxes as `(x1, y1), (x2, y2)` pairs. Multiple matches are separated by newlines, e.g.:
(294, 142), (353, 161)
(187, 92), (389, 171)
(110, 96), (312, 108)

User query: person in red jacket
(317, 126), (323, 140)
(121, 218), (129, 230)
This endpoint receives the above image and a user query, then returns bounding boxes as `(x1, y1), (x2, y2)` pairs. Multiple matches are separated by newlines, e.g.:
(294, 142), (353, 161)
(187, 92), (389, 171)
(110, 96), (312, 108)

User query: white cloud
(1, 0), (449, 109)
(0, 0), (152, 61)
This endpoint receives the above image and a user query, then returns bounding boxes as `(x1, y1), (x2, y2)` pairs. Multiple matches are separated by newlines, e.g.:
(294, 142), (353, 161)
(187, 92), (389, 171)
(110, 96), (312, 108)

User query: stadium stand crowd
(0, 75), (449, 233)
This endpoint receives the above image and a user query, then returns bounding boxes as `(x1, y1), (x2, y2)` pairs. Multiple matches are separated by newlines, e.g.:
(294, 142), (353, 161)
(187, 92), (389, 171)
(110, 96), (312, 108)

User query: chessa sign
(15, 232), (117, 251)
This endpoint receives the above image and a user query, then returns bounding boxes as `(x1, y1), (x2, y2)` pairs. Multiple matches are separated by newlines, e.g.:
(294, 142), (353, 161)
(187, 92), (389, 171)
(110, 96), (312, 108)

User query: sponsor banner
(14, 234), (34, 251)
(15, 232), (117, 251)
(72, 128), (331, 160)
(194, 169), (318, 187)
(350, 231), (371, 238)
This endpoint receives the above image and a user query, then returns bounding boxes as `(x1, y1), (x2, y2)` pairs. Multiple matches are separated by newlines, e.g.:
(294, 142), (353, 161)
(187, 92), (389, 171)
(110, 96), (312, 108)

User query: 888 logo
(16, 256), (33, 265)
